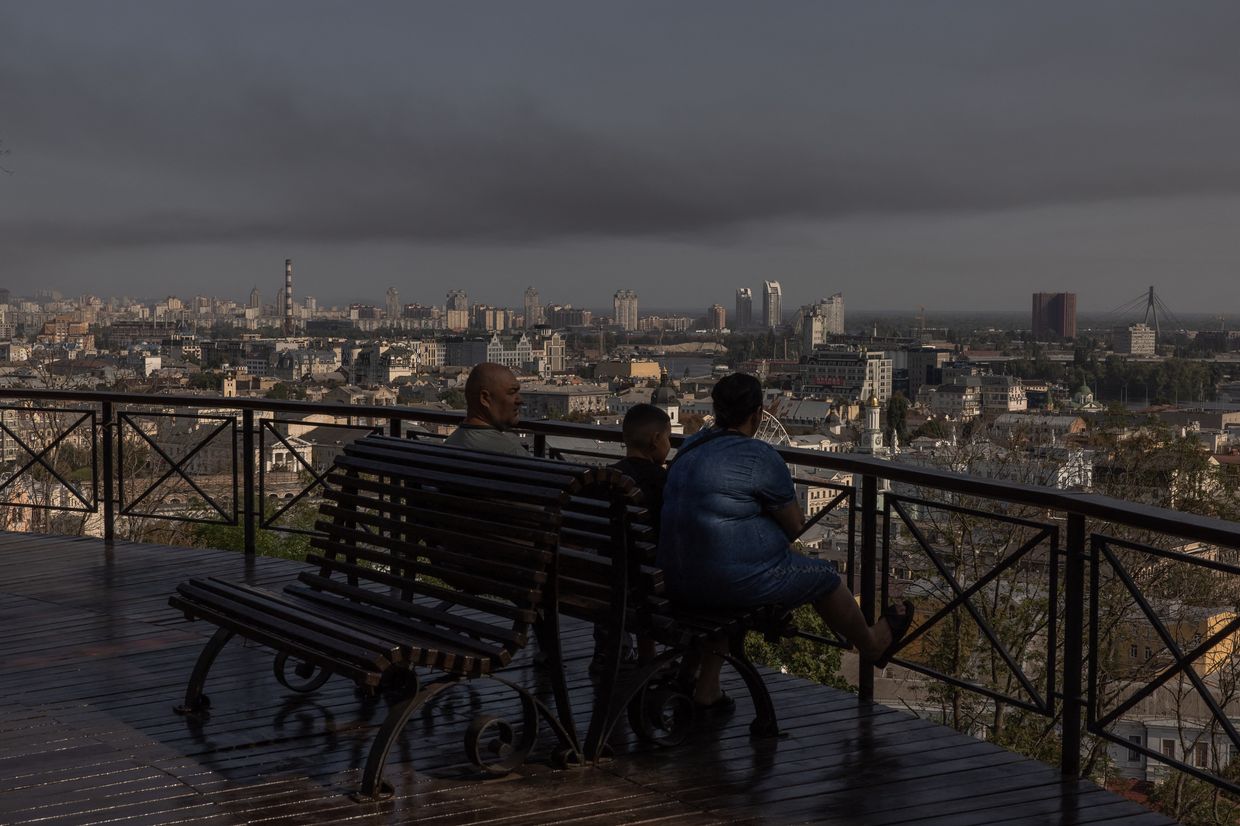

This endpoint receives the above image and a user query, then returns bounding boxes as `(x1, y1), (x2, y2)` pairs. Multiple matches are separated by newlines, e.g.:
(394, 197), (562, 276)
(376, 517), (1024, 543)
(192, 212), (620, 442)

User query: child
(590, 404), (672, 675)
(612, 403), (672, 530)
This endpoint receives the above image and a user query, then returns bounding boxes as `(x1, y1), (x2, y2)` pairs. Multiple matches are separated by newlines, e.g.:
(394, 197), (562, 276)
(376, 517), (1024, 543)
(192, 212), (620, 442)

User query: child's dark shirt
(611, 457), (666, 532)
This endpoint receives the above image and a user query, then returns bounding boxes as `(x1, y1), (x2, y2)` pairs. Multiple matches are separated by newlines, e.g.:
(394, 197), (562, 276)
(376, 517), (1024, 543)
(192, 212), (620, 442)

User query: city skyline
(2, 3), (1240, 311)
(5, 275), (1235, 325)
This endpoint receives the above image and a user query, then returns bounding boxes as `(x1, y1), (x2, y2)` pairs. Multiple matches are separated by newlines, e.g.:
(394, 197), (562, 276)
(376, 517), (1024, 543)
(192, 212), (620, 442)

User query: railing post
(242, 409), (256, 556)
(101, 401), (114, 545)
(859, 473), (878, 702)
(1061, 512), (1086, 778)
(532, 433), (547, 458)
(389, 415), (401, 437)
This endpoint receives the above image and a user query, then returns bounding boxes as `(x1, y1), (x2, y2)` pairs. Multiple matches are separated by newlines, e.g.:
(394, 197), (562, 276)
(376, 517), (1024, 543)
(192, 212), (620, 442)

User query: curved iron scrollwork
(464, 707), (538, 775)
(273, 652), (333, 693)
(357, 672), (579, 799)
(627, 681), (695, 747)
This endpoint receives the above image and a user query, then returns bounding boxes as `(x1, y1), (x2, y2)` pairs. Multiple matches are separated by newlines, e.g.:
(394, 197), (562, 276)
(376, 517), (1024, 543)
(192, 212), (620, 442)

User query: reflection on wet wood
(0, 532), (1170, 825)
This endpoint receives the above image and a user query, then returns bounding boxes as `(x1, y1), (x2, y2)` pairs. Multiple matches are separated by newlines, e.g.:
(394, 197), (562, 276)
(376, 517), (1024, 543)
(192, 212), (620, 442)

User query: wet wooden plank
(0, 531), (1175, 825)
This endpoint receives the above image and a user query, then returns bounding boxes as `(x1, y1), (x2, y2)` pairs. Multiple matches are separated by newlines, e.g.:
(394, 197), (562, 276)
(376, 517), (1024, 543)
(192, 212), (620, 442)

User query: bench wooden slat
(286, 579), (521, 652)
(367, 435), (604, 479)
(345, 440), (591, 490)
(314, 510), (551, 588)
(306, 532), (546, 605)
(317, 497), (556, 566)
(211, 578), (512, 670)
(174, 581), (399, 671)
(558, 547), (664, 594)
(332, 454), (575, 507)
(302, 551), (537, 622)
(322, 471), (564, 534)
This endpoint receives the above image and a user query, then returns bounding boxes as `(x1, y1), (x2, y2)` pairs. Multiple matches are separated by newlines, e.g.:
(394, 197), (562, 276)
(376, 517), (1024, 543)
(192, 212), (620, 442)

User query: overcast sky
(2, 1), (1239, 313)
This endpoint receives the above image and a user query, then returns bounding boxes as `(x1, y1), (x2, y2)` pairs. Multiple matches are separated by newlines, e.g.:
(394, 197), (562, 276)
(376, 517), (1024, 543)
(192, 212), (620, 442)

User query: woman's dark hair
(712, 373), (763, 429)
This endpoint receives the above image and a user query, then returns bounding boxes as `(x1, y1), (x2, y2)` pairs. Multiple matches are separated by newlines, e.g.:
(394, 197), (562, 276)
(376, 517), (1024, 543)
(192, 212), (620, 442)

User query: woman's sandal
(873, 601), (916, 669)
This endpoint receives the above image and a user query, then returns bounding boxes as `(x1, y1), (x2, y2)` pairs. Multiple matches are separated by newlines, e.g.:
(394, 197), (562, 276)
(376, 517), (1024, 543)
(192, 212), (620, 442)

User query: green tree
(913, 417), (951, 440)
(886, 393), (910, 442)
(744, 604), (850, 692)
(189, 372), (223, 391)
(439, 388), (466, 409)
(191, 500), (318, 561)
(265, 382), (306, 401)
(1148, 764), (1240, 825)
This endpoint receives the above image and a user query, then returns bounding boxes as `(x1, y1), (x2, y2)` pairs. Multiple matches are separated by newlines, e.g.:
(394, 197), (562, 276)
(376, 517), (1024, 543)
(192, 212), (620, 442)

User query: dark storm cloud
(3, 1), (1240, 258)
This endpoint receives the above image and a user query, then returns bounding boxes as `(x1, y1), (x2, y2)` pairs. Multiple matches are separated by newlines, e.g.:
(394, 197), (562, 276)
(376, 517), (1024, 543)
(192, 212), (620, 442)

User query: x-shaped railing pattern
(258, 419), (381, 533)
(117, 412), (236, 524)
(885, 494), (1059, 714)
(1089, 534), (1240, 794)
(0, 406), (96, 511)
(784, 476), (855, 649)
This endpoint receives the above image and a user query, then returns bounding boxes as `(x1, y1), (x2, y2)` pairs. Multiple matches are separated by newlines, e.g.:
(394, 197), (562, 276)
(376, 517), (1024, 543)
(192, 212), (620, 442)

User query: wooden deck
(0, 532), (1174, 825)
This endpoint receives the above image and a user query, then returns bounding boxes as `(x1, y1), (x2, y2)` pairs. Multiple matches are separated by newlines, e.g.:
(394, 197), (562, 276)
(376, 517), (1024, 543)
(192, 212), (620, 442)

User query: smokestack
(283, 259), (294, 335)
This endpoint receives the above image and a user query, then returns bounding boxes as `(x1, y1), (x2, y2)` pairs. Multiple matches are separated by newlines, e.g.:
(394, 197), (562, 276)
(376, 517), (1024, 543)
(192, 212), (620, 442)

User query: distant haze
(2, 2), (1239, 313)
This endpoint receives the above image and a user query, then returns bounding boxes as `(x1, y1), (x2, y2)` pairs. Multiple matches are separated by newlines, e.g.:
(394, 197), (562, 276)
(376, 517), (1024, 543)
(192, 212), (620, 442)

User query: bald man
(443, 362), (528, 455)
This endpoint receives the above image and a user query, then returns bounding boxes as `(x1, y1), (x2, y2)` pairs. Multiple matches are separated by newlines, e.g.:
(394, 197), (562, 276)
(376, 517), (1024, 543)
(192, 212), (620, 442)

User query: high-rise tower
(762, 280), (782, 329)
(735, 288), (753, 330)
(282, 259), (294, 335)
(1031, 292), (1076, 339)
(385, 287), (400, 321)
(445, 289), (469, 332)
(613, 289), (638, 331)
(523, 287), (544, 328)
(799, 293), (845, 353)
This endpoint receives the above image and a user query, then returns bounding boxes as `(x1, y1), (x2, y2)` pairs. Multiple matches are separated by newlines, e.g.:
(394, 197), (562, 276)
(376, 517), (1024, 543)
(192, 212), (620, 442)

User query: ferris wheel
(756, 410), (792, 447)
(698, 410), (791, 447)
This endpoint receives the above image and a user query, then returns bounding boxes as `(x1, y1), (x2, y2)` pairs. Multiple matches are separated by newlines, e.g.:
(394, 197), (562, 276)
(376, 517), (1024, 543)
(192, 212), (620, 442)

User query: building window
(1161, 739), (1176, 760)
(1127, 735), (1143, 763)
(1145, 646), (1153, 660)
(1195, 743), (1209, 768)
(1130, 645), (1138, 658)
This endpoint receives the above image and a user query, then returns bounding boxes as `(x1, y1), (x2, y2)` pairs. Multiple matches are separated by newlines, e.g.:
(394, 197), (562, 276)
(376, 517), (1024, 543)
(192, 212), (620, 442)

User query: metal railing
(2, 388), (1240, 794)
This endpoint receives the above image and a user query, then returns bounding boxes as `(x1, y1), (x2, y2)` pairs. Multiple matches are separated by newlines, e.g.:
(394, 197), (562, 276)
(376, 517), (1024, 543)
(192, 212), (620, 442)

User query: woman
(658, 372), (913, 710)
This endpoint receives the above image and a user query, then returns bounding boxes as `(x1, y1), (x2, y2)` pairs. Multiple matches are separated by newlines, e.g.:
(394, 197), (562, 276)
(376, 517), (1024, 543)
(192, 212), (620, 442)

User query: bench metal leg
(585, 648), (688, 762)
(174, 627), (233, 718)
(358, 673), (448, 799)
(723, 632), (780, 739)
(534, 614), (581, 760)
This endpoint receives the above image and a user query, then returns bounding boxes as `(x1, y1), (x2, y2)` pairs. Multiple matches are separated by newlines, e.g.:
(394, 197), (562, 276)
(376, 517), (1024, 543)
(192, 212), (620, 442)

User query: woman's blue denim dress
(656, 430), (840, 608)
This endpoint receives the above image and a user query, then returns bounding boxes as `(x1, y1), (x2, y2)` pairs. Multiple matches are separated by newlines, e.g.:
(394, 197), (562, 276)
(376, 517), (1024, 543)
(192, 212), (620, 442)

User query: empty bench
(169, 438), (602, 797)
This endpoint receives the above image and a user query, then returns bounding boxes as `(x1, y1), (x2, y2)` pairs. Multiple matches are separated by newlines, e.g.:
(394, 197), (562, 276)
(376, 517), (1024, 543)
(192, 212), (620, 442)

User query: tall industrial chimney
(283, 259), (294, 335)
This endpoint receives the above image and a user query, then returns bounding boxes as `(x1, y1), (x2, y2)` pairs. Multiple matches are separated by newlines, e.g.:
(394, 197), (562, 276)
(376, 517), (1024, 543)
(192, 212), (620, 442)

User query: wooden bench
(359, 435), (791, 762)
(169, 437), (600, 798)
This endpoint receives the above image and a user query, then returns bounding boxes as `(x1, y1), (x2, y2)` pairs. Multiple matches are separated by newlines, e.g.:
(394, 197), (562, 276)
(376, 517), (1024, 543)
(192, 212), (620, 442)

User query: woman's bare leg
(812, 585), (894, 660)
(693, 633), (728, 705)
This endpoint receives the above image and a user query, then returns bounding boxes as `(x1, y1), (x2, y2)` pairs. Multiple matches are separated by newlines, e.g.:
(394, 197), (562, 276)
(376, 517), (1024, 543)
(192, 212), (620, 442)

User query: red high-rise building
(1031, 292), (1076, 339)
